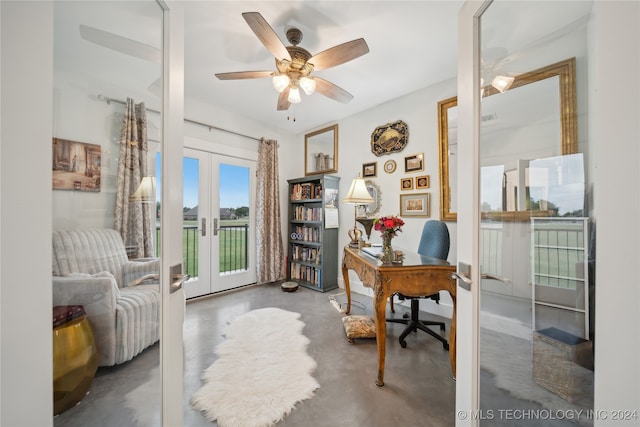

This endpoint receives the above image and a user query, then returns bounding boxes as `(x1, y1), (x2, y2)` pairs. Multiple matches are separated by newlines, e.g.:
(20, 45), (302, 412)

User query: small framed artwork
(401, 177), (413, 191)
(400, 193), (430, 217)
(52, 138), (101, 192)
(404, 153), (424, 173)
(383, 159), (397, 174)
(416, 175), (430, 189)
(362, 162), (377, 178)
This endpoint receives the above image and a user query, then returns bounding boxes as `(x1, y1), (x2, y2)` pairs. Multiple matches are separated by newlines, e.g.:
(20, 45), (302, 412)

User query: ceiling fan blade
(308, 38), (369, 71)
(79, 25), (161, 63)
(242, 12), (291, 62)
(315, 78), (353, 104)
(215, 71), (273, 80)
(277, 88), (291, 111)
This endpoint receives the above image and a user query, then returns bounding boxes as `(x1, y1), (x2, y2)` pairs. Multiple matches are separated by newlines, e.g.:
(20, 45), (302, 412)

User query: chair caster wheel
(440, 325), (446, 331)
(443, 342), (449, 350)
(403, 313), (409, 319)
(400, 340), (407, 348)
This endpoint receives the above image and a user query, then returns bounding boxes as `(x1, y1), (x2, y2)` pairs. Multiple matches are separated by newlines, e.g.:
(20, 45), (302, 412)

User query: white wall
(1, 2), (53, 425)
(591, 1), (640, 423)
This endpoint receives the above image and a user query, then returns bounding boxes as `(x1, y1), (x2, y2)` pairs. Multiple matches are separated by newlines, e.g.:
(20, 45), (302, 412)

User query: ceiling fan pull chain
(287, 105), (297, 122)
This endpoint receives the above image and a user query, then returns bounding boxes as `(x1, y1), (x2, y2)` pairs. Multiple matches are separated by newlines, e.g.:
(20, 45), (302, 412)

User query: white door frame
(160, 1), (185, 426)
(455, 1), (490, 425)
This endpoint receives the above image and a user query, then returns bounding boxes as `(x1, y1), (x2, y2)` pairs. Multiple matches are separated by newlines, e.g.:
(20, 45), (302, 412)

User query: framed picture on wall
(52, 138), (101, 192)
(416, 175), (430, 189)
(400, 193), (430, 217)
(401, 177), (413, 191)
(404, 153), (424, 173)
(362, 162), (377, 178)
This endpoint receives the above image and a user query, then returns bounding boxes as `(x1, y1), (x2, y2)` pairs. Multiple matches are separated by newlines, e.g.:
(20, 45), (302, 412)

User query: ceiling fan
(215, 12), (370, 111)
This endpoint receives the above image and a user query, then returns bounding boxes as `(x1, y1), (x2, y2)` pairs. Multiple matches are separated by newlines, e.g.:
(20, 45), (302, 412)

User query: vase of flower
(381, 233), (394, 263)
(373, 215), (405, 264)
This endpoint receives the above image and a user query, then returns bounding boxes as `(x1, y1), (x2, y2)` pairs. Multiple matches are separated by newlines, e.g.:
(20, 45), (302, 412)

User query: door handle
(481, 273), (511, 284)
(452, 261), (473, 291)
(213, 218), (218, 236)
(201, 218), (206, 236)
(451, 272), (473, 291)
(170, 273), (190, 294)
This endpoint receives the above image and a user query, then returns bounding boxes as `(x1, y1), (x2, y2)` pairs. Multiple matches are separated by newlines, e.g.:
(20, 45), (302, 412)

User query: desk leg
(449, 293), (457, 379)
(374, 289), (387, 387)
(341, 262), (351, 315)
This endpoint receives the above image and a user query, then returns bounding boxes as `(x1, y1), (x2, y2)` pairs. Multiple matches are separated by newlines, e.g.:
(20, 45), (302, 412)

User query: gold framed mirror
(438, 57), (578, 221)
(305, 124), (338, 176)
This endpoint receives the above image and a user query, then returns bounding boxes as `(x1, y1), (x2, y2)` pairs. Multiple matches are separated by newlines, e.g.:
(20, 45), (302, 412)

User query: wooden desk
(341, 246), (457, 386)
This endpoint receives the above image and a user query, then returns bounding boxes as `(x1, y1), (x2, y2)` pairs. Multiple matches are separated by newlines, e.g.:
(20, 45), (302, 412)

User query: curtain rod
(96, 94), (261, 142)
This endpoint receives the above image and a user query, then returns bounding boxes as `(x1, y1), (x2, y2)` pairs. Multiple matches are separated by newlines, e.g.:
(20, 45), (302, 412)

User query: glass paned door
(184, 148), (256, 298)
(52, 1), (164, 425)
(478, 1), (594, 424)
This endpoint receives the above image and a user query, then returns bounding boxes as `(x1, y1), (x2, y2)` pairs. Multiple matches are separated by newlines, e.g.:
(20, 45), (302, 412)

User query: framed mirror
(438, 57), (578, 221)
(356, 180), (381, 218)
(305, 124), (338, 176)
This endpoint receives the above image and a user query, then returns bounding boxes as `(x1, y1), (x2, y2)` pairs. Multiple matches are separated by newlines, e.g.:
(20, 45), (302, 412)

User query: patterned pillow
(342, 315), (376, 343)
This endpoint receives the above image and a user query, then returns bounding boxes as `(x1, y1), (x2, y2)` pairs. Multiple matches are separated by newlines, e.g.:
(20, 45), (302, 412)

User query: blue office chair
(387, 220), (450, 349)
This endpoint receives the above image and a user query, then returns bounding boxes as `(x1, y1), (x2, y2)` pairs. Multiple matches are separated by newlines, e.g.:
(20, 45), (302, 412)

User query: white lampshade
(492, 75), (515, 93)
(272, 74), (290, 93)
(129, 176), (156, 203)
(299, 76), (316, 95)
(287, 87), (301, 104)
(343, 176), (374, 204)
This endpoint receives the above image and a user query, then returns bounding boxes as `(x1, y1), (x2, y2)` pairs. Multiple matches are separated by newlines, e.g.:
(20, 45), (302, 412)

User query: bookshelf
(287, 174), (340, 292)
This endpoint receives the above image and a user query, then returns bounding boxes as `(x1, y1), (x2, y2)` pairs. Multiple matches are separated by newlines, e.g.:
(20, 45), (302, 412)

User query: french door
(183, 147), (256, 299)
(456, 1), (595, 425)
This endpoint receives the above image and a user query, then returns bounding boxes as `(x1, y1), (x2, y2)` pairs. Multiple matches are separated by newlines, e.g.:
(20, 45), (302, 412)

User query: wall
(1, 2), (53, 425)
(591, 1), (640, 422)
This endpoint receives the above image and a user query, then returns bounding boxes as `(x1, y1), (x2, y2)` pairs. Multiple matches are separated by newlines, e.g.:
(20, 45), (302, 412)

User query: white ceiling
(183, 1), (463, 134)
(55, 1), (463, 135)
(54, 1), (593, 135)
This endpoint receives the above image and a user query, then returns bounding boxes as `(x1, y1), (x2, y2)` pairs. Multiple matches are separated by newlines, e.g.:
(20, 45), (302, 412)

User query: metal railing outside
(156, 223), (249, 277)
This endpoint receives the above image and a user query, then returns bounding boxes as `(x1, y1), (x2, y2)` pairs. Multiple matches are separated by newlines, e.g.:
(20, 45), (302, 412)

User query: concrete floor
(54, 283), (590, 426)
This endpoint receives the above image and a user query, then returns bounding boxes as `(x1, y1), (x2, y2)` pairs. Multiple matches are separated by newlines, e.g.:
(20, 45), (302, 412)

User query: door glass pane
(184, 157), (200, 279)
(479, 1), (595, 424)
(217, 163), (250, 276)
(53, 1), (162, 425)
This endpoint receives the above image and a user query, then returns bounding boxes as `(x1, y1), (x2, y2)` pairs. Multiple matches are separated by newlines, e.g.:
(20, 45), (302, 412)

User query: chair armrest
(122, 258), (160, 287)
(52, 272), (120, 365)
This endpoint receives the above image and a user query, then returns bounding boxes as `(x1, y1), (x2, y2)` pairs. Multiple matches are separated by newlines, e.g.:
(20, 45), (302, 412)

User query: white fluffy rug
(191, 307), (319, 427)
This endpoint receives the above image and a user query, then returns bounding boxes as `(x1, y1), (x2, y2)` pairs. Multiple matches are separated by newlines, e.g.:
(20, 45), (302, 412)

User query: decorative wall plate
(383, 160), (397, 173)
(370, 120), (409, 156)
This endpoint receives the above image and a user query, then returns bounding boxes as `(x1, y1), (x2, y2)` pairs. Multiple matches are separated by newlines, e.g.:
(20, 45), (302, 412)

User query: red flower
(373, 215), (404, 237)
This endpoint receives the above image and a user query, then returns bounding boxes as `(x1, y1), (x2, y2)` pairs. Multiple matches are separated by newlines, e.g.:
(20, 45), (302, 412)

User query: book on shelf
(290, 182), (323, 200)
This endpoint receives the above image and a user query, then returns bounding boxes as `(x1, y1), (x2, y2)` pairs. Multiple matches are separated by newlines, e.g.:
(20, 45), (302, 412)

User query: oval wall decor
(370, 120), (409, 156)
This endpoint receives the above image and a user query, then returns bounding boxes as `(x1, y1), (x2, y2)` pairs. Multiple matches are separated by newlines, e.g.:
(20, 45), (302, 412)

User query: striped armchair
(52, 229), (160, 366)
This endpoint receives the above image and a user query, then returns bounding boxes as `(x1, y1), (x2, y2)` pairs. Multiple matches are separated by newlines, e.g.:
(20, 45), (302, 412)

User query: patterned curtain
(114, 98), (154, 258)
(256, 138), (285, 283)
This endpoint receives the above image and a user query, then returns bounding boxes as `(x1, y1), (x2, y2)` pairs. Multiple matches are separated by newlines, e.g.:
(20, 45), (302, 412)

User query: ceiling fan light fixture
(288, 87), (301, 104)
(299, 76), (316, 95)
(492, 75), (515, 93)
(272, 74), (290, 93)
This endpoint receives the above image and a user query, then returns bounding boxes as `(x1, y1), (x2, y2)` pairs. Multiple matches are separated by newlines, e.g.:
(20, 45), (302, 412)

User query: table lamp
(342, 175), (374, 247)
